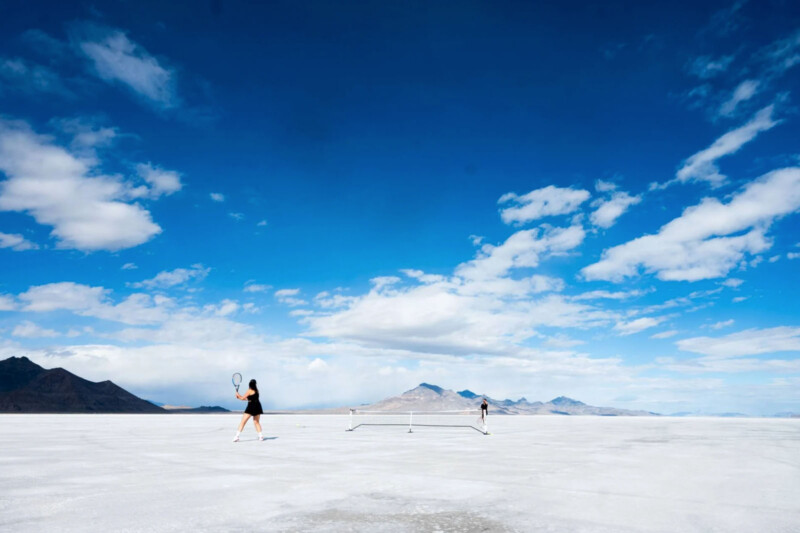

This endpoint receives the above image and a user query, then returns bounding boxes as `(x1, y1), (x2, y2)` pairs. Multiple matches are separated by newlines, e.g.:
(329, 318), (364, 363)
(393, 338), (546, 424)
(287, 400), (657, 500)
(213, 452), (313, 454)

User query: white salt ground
(0, 414), (798, 532)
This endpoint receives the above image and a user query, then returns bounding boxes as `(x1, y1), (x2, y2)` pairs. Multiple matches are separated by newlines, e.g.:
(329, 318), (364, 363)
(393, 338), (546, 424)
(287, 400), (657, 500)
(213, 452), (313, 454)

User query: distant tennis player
(233, 378), (264, 442)
(480, 398), (488, 422)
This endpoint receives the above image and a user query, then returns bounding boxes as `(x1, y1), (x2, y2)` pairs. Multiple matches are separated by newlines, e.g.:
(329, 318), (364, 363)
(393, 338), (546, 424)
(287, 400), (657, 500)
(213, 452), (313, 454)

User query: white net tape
(347, 409), (489, 434)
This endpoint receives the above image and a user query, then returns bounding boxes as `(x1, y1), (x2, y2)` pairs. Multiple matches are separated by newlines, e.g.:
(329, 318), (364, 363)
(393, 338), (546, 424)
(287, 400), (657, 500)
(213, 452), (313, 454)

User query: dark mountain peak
(417, 383), (445, 395)
(0, 355), (46, 393)
(458, 389), (480, 399)
(550, 396), (585, 406)
(0, 356), (164, 413)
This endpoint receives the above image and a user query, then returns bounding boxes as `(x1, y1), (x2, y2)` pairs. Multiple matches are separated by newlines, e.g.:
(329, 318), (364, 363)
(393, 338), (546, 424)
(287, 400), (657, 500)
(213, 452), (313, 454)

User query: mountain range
(359, 383), (660, 416)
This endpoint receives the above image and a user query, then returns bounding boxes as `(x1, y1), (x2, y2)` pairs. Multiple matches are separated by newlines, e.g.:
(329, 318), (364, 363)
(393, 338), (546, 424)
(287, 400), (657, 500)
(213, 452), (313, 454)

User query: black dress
(245, 391), (263, 416)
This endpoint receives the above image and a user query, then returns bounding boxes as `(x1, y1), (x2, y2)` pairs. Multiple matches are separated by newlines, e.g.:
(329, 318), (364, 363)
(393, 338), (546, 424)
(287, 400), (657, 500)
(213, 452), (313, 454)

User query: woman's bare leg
(253, 414), (262, 434)
(237, 413), (252, 432)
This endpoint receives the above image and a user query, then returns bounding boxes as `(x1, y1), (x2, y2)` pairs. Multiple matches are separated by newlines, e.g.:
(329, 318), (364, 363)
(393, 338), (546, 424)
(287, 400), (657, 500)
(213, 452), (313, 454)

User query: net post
(347, 408), (354, 431)
(408, 411), (413, 433)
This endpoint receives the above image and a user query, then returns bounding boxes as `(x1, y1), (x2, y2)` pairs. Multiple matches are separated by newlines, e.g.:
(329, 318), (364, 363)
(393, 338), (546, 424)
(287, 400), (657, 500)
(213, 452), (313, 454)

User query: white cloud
(205, 299), (239, 317)
(129, 264), (210, 290)
(571, 289), (646, 301)
(687, 55), (735, 79)
(677, 327), (800, 358)
(456, 225), (584, 288)
(761, 29), (800, 75)
(18, 282), (173, 326)
(0, 294), (17, 311)
(0, 57), (73, 98)
(76, 25), (177, 108)
(720, 278), (744, 288)
(12, 320), (59, 338)
(498, 186), (590, 224)
(650, 330), (679, 339)
(613, 317), (664, 336)
(257, 219), (267, 227)
(673, 105), (779, 188)
(314, 291), (357, 309)
(243, 283), (270, 293)
(594, 180), (617, 193)
(229, 212), (244, 221)
(51, 117), (118, 159)
(583, 167), (800, 282)
(134, 163), (182, 199)
(0, 118), (163, 251)
(709, 319), (734, 330)
(121, 262), (137, 270)
(732, 296), (748, 303)
(719, 80), (760, 117)
(275, 288), (307, 307)
(299, 226), (613, 355)
(0, 232), (38, 251)
(210, 193), (224, 202)
(787, 252), (800, 260)
(590, 191), (641, 228)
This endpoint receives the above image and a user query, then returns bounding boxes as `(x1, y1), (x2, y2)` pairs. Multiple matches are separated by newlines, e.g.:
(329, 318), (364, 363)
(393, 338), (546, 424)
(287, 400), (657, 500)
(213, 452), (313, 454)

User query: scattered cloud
(17, 282), (172, 325)
(50, 117), (118, 159)
(718, 79), (760, 117)
(133, 163), (182, 199)
(0, 294), (17, 311)
(0, 118), (163, 251)
(74, 24), (178, 108)
(709, 319), (734, 330)
(672, 105), (779, 188)
(229, 212), (244, 221)
(614, 317), (665, 336)
(677, 326), (800, 358)
(0, 57), (73, 98)
(720, 278), (744, 288)
(583, 167), (800, 282)
(12, 320), (60, 338)
(256, 219), (267, 227)
(210, 193), (224, 202)
(590, 190), (641, 228)
(243, 283), (270, 293)
(687, 55), (735, 79)
(651, 330), (679, 339)
(571, 289), (646, 301)
(275, 288), (308, 307)
(129, 264), (210, 289)
(498, 186), (590, 225)
(0, 232), (38, 251)
(121, 262), (137, 270)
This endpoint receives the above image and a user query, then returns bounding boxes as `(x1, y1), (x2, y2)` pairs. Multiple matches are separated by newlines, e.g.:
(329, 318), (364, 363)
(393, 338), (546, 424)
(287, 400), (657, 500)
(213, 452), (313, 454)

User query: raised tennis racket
(232, 372), (242, 392)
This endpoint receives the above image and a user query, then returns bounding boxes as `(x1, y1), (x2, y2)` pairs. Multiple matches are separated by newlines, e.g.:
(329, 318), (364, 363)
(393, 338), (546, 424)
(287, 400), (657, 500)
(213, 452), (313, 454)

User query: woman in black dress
(233, 378), (264, 441)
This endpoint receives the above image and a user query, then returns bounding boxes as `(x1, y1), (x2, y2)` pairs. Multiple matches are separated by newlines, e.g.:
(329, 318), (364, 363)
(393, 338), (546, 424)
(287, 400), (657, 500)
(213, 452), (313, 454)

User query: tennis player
(233, 378), (264, 442)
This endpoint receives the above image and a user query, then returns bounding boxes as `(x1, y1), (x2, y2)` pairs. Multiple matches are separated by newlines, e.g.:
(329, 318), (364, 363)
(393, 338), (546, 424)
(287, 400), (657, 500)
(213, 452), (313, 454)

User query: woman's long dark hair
(249, 379), (258, 393)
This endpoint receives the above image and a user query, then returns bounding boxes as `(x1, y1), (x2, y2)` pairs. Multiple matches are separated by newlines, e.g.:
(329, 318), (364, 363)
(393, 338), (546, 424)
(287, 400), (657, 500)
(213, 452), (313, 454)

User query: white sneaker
(258, 435), (264, 441)
(233, 435), (239, 442)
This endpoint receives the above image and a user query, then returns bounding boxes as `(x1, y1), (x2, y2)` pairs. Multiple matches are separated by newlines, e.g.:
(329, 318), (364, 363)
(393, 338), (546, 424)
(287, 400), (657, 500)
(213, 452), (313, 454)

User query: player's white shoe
(232, 435), (239, 442)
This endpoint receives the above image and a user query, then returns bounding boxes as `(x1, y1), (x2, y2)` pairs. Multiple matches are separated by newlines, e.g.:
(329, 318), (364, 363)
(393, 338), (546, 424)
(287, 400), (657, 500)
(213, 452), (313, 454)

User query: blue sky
(1, 0), (799, 414)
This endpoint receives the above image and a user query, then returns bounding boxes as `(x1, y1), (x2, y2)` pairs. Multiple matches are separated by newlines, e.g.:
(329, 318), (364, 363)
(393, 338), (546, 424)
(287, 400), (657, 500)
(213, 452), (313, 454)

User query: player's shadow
(259, 437), (278, 441)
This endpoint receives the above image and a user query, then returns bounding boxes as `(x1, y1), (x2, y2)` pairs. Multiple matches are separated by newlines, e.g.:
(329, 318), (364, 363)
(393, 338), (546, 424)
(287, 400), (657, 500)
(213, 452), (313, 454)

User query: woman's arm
(235, 389), (254, 401)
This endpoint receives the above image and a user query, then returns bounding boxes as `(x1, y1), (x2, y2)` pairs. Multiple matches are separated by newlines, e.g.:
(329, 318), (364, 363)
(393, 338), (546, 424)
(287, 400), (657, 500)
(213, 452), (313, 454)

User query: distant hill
(0, 356), (164, 413)
(162, 405), (230, 413)
(357, 383), (659, 416)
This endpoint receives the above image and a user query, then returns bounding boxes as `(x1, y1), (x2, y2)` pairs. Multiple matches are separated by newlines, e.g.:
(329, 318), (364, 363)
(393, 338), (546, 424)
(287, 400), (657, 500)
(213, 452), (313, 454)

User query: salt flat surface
(0, 415), (798, 532)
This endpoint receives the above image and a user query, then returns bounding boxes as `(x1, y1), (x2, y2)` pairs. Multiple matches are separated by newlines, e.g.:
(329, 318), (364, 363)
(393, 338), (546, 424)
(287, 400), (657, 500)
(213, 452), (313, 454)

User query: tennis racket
(232, 372), (242, 392)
